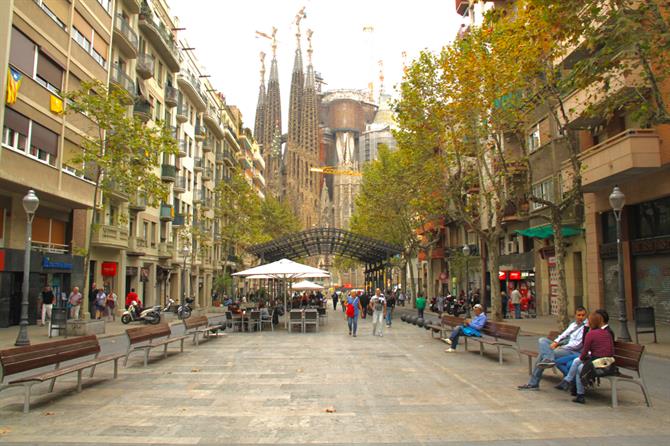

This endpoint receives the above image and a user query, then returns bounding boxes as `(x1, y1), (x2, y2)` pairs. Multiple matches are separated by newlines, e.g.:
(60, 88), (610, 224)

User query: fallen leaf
(0, 427), (11, 435)
(191, 368), (200, 373)
(325, 407), (336, 413)
(43, 412), (55, 416)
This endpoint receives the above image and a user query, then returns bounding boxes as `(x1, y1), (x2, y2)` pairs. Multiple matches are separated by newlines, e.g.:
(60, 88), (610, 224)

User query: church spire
(263, 29), (282, 198)
(287, 8), (306, 149)
(302, 29), (319, 157)
(254, 51), (266, 148)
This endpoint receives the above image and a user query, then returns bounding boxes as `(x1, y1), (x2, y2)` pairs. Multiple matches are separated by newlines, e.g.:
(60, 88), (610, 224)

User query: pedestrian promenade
(0, 309), (669, 445)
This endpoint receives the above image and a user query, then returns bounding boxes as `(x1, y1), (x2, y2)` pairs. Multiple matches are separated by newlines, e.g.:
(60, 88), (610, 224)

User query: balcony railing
(161, 164), (176, 182)
(202, 167), (212, 181)
(176, 101), (188, 123)
(138, 3), (180, 71)
(193, 157), (204, 172)
(129, 192), (147, 211)
(193, 188), (202, 203)
(202, 140), (213, 153)
(172, 213), (186, 227)
(164, 84), (178, 108)
(215, 151), (224, 164)
(91, 224), (130, 249)
(133, 99), (151, 122)
(173, 175), (186, 192)
(177, 139), (187, 157)
(159, 203), (173, 221)
(110, 68), (135, 98)
(136, 53), (154, 79)
(195, 122), (207, 141)
(114, 14), (139, 57)
(177, 71), (206, 111)
(32, 241), (69, 254)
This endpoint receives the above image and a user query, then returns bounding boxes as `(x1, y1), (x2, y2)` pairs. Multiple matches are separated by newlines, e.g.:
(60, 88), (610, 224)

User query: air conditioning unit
(506, 240), (518, 254)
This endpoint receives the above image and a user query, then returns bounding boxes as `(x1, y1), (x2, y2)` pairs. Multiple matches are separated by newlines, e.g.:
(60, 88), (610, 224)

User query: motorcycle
(446, 295), (467, 316)
(165, 297), (194, 320)
(121, 300), (162, 324)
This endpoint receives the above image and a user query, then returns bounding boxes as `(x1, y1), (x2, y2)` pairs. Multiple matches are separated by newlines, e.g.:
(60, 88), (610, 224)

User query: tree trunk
(81, 171), (102, 320)
(551, 214), (571, 329)
(400, 259), (407, 298)
(407, 254), (417, 306)
(487, 236), (502, 321)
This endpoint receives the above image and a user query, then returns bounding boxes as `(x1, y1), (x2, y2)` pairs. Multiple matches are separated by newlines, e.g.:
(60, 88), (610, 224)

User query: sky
(169, 0), (464, 131)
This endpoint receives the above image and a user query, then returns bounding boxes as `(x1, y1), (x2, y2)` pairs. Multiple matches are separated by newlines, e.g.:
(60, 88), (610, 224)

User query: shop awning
(515, 225), (583, 240)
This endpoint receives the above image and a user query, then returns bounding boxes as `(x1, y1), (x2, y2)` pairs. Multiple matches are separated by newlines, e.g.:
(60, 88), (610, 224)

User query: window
(72, 12), (108, 68)
(3, 108), (29, 151)
(142, 221), (149, 241)
(72, 27), (91, 52)
(151, 222), (157, 247)
(527, 124), (541, 152)
(631, 197), (670, 239)
(97, 0), (112, 13)
(601, 211), (617, 244)
(34, 0), (67, 29)
(35, 51), (63, 94)
(531, 179), (554, 210)
(29, 121), (59, 166)
(155, 101), (162, 122)
(157, 61), (164, 86)
(9, 27), (36, 75)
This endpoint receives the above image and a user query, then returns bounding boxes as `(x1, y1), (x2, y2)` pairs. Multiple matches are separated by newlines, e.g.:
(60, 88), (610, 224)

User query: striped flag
(6, 66), (22, 105)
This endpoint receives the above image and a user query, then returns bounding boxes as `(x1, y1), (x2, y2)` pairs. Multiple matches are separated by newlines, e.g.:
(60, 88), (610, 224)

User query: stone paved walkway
(0, 309), (669, 445)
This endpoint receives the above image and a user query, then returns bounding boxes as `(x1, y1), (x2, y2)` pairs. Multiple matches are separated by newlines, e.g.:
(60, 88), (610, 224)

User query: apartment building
(0, 0), (262, 325)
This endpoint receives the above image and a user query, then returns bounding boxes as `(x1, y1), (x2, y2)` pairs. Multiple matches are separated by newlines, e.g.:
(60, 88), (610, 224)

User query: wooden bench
(427, 314), (465, 339)
(0, 335), (124, 413)
(601, 341), (652, 408)
(465, 321), (521, 365)
(124, 324), (189, 367)
(183, 315), (225, 346)
(518, 331), (561, 375)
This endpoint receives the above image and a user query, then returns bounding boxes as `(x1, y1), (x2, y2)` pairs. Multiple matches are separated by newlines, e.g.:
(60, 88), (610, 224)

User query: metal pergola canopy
(247, 227), (402, 264)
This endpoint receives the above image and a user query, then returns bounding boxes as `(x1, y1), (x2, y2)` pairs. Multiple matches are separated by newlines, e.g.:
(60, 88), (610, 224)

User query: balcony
(122, 0), (140, 14)
(204, 107), (225, 138)
(91, 224), (129, 249)
(193, 157), (204, 172)
(578, 129), (662, 192)
(159, 203), (173, 221)
(177, 139), (187, 157)
(202, 167), (212, 181)
(201, 195), (212, 211)
(223, 149), (235, 166)
(138, 5), (180, 72)
(164, 85), (178, 108)
(253, 171), (265, 188)
(202, 140), (213, 153)
(176, 101), (188, 123)
(161, 164), (176, 182)
(136, 53), (154, 79)
(215, 151), (224, 165)
(113, 14), (139, 58)
(173, 175), (186, 193)
(195, 121), (207, 141)
(128, 192), (147, 211)
(502, 198), (530, 223)
(455, 0), (469, 15)
(172, 213), (186, 227)
(133, 99), (151, 122)
(193, 188), (202, 203)
(158, 241), (174, 259)
(110, 68), (135, 102)
(177, 71), (206, 111)
(166, 125), (178, 139)
(239, 155), (252, 170)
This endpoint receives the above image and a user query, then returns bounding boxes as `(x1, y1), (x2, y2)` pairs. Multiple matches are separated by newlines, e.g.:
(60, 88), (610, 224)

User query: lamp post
(181, 245), (190, 306)
(15, 190), (39, 346)
(609, 185), (631, 342)
(463, 244), (471, 309)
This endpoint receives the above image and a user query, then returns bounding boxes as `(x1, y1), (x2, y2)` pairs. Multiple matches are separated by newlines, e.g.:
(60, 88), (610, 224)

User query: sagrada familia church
(253, 11), (396, 238)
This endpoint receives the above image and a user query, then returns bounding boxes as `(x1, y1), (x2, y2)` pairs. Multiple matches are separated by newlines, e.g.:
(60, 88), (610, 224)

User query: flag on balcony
(5, 66), (22, 105)
(50, 94), (64, 114)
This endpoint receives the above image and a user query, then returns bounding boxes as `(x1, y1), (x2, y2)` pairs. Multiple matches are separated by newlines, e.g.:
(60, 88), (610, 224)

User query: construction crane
(255, 27), (278, 56)
(310, 166), (362, 177)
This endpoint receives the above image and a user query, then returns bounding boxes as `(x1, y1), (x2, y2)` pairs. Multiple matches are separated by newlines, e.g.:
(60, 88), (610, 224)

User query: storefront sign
(499, 271), (507, 280)
(0, 250), (4, 271)
(101, 262), (117, 277)
(126, 266), (138, 276)
(42, 258), (73, 270)
(509, 271), (521, 281)
(140, 267), (150, 282)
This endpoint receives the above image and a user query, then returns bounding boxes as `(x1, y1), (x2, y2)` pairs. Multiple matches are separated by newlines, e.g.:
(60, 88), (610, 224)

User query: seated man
(443, 304), (487, 352)
(518, 306), (588, 390)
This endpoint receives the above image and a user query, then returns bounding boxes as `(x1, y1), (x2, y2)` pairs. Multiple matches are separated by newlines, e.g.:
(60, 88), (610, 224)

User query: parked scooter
(121, 300), (161, 324)
(446, 295), (467, 316)
(165, 297), (194, 320)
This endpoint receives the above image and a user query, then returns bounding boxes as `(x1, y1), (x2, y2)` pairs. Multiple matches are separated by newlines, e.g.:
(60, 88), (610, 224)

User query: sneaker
(379, 333), (383, 337)
(349, 331), (352, 336)
(444, 348), (456, 353)
(554, 381), (569, 391)
(537, 360), (556, 369)
(570, 382), (577, 396)
(442, 338), (452, 345)
(572, 394), (585, 404)
(517, 384), (540, 391)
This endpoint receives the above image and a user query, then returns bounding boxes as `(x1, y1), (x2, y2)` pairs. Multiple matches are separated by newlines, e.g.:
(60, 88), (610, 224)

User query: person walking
(415, 293), (426, 319)
(68, 287), (83, 319)
(369, 288), (387, 337)
(501, 290), (509, 319)
(385, 291), (396, 326)
(346, 292), (363, 336)
(511, 287), (522, 319)
(437, 294), (445, 314)
(40, 285), (55, 327)
(106, 288), (117, 321)
(94, 288), (107, 320)
(88, 282), (97, 319)
(332, 292), (338, 311)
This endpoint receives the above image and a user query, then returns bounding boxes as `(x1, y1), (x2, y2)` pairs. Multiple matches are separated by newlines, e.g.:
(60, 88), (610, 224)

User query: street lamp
(181, 244), (190, 306)
(462, 244), (471, 304)
(15, 190), (39, 346)
(609, 185), (631, 341)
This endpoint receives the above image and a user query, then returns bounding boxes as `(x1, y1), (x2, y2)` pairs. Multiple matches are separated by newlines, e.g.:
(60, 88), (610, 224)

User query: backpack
(580, 357), (618, 388)
(346, 299), (356, 318)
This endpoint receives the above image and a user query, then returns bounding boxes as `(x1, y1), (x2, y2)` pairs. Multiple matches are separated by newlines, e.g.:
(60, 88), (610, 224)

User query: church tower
(262, 29), (282, 198)
(253, 52), (266, 149)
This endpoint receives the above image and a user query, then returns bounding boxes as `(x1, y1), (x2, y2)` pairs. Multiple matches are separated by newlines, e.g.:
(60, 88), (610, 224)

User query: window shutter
(4, 108), (30, 136)
(42, 0), (69, 23)
(92, 31), (109, 57)
(37, 51), (64, 90)
(9, 27), (35, 75)
(31, 216), (51, 243)
(30, 121), (59, 156)
(72, 11), (93, 40)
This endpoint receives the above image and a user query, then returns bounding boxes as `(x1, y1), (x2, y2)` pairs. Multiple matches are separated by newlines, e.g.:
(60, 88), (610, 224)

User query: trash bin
(50, 307), (68, 338)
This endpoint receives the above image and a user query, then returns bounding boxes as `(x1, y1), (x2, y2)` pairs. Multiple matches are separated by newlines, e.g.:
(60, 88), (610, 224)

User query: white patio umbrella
(233, 259), (330, 325)
(292, 280), (324, 291)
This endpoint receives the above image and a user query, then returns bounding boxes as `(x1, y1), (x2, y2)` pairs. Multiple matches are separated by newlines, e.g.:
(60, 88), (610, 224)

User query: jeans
(385, 307), (393, 325)
(347, 316), (358, 335)
(333, 299), (338, 310)
(449, 326), (466, 349)
(556, 353), (579, 376)
(527, 338), (578, 386)
(417, 308), (424, 319)
(372, 311), (384, 336)
(514, 303), (521, 319)
(564, 357), (585, 394)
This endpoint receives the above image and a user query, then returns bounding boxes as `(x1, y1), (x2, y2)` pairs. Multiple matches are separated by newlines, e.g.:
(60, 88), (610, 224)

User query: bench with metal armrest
(124, 323), (189, 367)
(183, 315), (225, 345)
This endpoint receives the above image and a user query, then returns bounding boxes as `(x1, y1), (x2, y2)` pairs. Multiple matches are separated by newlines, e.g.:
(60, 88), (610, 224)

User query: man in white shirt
(511, 287), (522, 319)
(369, 288), (387, 337)
(518, 306), (588, 390)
